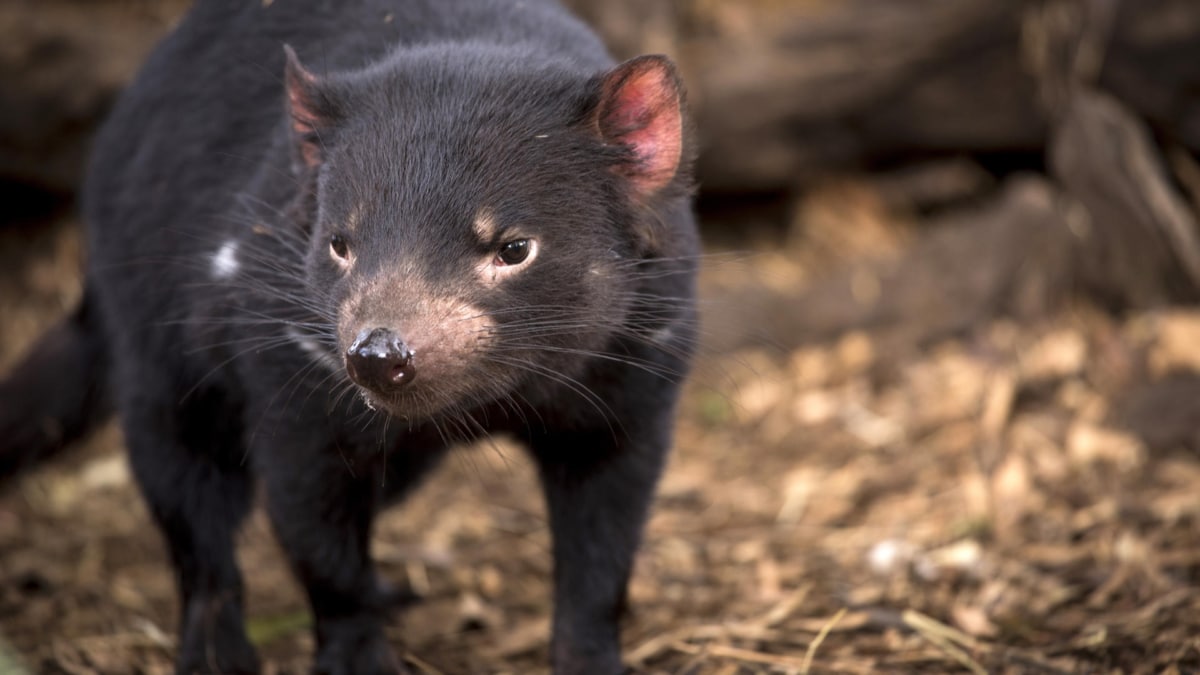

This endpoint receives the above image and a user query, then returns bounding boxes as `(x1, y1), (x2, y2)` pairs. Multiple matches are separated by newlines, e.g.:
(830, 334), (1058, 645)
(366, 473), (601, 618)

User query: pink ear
(595, 55), (685, 198)
(283, 45), (328, 169)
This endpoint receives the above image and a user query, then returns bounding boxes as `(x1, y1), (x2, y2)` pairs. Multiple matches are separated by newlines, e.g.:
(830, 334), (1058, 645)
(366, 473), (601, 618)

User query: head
(281, 44), (690, 421)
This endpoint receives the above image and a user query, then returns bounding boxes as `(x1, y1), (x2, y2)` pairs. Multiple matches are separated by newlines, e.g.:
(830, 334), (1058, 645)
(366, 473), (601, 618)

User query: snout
(345, 327), (416, 393)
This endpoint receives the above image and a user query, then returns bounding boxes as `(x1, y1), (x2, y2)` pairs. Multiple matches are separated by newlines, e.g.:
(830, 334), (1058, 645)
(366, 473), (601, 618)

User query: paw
(313, 647), (411, 675)
(176, 596), (260, 674)
(552, 646), (625, 675)
(176, 638), (259, 675)
(313, 622), (410, 675)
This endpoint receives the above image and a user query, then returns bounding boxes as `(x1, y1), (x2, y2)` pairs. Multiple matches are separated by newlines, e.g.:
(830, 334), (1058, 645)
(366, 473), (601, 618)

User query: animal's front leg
(120, 378), (258, 675)
(256, 436), (409, 675)
(527, 416), (674, 675)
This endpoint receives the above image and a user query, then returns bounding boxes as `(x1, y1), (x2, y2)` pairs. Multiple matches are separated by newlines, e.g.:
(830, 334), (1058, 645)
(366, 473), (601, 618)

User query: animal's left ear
(594, 55), (686, 200)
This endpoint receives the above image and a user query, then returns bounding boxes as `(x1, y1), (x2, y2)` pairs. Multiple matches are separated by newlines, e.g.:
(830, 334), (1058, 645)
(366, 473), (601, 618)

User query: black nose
(345, 327), (416, 392)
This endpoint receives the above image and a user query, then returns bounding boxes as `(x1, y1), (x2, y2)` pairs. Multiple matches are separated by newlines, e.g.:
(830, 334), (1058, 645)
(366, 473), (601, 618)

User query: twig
(801, 607), (848, 675)
(403, 652), (446, 675)
(671, 642), (810, 669)
(626, 608), (872, 666)
(756, 584), (812, 629)
(626, 625), (724, 665)
(902, 609), (987, 675)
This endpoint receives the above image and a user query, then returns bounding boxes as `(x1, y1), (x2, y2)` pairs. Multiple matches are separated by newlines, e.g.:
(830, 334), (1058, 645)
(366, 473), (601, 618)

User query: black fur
(0, 1), (698, 673)
(0, 292), (110, 479)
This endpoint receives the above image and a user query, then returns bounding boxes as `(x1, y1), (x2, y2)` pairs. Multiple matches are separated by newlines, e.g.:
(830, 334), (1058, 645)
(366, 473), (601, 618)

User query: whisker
(487, 354), (619, 439)
(491, 343), (684, 381)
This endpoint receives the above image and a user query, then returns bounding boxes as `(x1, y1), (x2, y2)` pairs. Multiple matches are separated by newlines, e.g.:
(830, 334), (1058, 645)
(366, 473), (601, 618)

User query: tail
(0, 292), (111, 486)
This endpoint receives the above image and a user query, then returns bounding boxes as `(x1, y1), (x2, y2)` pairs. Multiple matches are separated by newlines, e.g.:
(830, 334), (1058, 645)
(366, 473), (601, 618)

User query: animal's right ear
(283, 45), (339, 171)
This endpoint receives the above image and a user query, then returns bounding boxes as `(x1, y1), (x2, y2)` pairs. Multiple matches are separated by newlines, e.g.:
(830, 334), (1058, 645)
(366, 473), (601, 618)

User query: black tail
(0, 292), (111, 486)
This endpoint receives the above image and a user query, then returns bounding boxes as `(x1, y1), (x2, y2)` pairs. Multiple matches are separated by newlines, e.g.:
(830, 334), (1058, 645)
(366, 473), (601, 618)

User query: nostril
(389, 347), (415, 384)
(345, 327), (416, 391)
(389, 363), (409, 383)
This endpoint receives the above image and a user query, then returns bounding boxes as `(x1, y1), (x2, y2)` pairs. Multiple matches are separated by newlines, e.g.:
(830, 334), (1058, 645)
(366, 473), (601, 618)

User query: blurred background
(3, 0), (1200, 672)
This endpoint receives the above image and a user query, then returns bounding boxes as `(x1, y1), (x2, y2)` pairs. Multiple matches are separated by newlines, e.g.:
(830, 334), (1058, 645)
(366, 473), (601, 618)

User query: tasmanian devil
(0, 0), (697, 673)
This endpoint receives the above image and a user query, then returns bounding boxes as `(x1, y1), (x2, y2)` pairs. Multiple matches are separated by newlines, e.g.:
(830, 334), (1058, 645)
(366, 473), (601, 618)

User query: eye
(496, 239), (532, 266)
(329, 234), (350, 260)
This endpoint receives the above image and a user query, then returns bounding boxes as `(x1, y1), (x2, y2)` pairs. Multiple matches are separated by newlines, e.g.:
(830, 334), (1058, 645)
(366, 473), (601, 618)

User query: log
(702, 0), (1200, 357)
(706, 177), (1078, 354)
(565, 0), (1200, 191)
(1034, 0), (1200, 308)
(1050, 86), (1200, 308)
(0, 1), (185, 195)
(3, 0), (1200, 196)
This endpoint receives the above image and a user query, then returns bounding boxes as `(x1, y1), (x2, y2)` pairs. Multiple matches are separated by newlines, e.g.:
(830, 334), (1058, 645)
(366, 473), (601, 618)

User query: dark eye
(497, 239), (531, 266)
(330, 234), (350, 260)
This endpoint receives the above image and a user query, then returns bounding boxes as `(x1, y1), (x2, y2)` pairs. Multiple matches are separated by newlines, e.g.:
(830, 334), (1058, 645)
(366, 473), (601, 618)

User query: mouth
(357, 388), (389, 414)
(351, 382), (445, 422)
(354, 386), (408, 418)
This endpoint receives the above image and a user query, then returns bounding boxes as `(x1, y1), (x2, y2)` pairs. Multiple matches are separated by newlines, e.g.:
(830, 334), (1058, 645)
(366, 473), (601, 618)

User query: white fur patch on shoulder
(211, 240), (240, 279)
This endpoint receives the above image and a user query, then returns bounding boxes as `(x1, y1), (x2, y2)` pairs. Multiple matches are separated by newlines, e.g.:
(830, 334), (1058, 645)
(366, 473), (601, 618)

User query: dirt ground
(2, 195), (1200, 675)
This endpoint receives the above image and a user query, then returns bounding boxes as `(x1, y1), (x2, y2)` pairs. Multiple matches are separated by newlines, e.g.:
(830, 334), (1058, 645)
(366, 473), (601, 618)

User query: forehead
(329, 83), (597, 228)
(357, 52), (583, 151)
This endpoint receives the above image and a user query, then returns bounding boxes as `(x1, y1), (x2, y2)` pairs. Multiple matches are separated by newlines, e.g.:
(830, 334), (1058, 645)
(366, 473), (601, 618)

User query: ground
(2, 199), (1200, 674)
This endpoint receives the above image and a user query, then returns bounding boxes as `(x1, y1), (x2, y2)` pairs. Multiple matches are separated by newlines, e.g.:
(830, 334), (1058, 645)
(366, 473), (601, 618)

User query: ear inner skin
(284, 45), (330, 169)
(596, 55), (685, 198)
